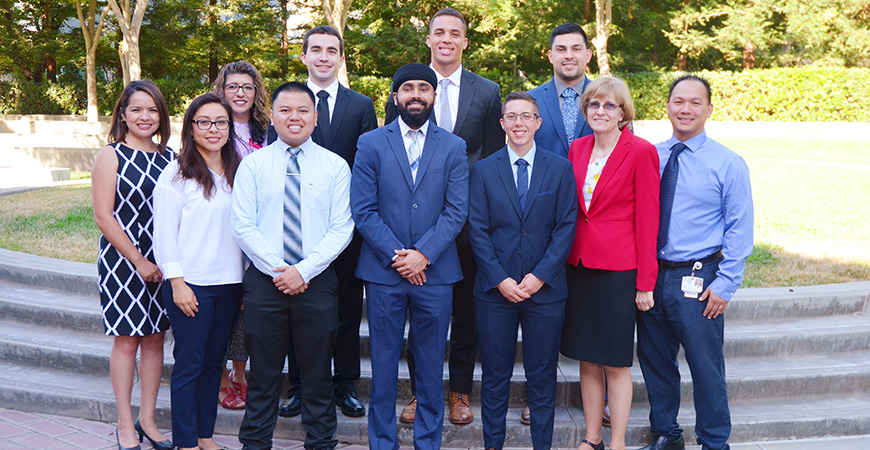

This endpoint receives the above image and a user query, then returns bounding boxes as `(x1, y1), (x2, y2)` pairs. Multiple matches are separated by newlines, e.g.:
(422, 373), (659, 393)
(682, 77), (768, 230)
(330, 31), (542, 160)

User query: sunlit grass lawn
(1, 138), (868, 287)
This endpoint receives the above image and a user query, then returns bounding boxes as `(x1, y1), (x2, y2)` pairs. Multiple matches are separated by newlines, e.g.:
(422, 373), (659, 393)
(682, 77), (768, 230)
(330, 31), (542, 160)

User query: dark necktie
(284, 146), (303, 264)
(657, 142), (688, 251)
(316, 90), (330, 137)
(516, 158), (529, 211)
(561, 87), (578, 142)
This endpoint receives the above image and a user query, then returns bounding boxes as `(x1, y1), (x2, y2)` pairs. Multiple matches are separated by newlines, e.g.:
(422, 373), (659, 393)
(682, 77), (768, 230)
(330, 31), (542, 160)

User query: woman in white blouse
(154, 93), (244, 450)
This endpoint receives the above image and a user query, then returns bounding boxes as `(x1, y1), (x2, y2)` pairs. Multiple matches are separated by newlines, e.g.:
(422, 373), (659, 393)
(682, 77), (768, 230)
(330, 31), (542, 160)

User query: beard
(397, 99), (433, 129)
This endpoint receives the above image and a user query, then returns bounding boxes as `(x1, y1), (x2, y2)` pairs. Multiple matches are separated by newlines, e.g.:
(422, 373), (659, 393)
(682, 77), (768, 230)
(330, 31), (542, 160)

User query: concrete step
(0, 360), (868, 447)
(0, 249), (97, 296)
(1, 314), (867, 407)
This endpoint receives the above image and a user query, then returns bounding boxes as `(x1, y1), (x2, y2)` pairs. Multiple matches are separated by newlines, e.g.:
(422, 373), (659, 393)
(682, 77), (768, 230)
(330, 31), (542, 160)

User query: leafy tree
(74, 0), (111, 121)
(0, 1), (75, 82)
(782, 0), (870, 67)
(107, 0), (149, 85)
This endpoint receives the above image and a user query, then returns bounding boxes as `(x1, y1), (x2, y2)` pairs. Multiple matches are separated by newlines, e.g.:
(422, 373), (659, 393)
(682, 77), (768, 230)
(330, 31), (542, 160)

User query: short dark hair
(303, 25), (344, 56)
(669, 74), (712, 103)
(429, 8), (467, 33)
(502, 91), (539, 114)
(271, 81), (315, 106)
(550, 22), (588, 48)
(108, 79), (171, 154)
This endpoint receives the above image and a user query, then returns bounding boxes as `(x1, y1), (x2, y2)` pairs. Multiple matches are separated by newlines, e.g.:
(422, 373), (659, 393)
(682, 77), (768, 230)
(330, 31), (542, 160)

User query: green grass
(1, 138), (869, 287)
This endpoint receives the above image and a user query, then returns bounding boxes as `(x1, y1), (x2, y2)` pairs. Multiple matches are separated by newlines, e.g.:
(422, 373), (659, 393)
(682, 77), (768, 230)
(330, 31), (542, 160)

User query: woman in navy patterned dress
(92, 80), (174, 450)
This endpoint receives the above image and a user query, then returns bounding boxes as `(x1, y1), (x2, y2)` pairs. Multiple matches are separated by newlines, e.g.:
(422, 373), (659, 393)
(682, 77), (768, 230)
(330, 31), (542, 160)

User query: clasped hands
(497, 274), (544, 303)
(392, 248), (429, 285)
(273, 265), (308, 295)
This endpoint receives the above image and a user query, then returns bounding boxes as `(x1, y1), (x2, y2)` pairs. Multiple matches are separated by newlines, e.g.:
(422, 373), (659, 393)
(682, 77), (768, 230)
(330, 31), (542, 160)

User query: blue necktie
(516, 158), (529, 211)
(657, 142), (688, 251)
(284, 146), (303, 264)
(562, 87), (578, 143)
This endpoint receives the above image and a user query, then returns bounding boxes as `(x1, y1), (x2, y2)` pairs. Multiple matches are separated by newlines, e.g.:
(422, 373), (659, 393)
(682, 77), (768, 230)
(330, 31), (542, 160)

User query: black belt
(658, 250), (722, 270)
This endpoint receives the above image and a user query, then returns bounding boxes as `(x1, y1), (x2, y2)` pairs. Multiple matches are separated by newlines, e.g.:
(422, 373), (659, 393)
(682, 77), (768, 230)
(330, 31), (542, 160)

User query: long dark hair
(177, 93), (241, 199)
(108, 80), (171, 153)
(213, 60), (270, 145)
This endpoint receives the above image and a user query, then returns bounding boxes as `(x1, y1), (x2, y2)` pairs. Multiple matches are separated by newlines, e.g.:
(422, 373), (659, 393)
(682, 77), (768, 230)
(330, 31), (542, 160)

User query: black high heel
(580, 439), (605, 450)
(134, 419), (174, 450)
(116, 426), (141, 450)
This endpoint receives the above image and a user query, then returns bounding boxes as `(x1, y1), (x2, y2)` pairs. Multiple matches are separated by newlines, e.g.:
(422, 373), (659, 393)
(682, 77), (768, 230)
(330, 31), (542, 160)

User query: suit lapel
(326, 85), (351, 148)
(412, 126), (441, 192)
(495, 147), (523, 219)
(589, 128), (632, 210)
(386, 122), (415, 190)
(453, 70), (476, 135)
(574, 138), (594, 215)
(541, 80), (569, 155)
(523, 150), (548, 218)
(574, 77), (592, 140)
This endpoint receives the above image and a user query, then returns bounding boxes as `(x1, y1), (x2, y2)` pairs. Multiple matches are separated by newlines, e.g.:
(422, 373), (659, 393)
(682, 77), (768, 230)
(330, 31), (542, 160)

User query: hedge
(1, 67), (867, 121)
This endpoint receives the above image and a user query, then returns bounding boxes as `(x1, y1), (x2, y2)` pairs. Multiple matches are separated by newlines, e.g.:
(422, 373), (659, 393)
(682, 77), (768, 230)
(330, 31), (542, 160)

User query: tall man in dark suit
(385, 7), (504, 426)
(530, 23), (594, 159)
(273, 25), (378, 420)
(468, 91), (577, 450)
(353, 63), (469, 450)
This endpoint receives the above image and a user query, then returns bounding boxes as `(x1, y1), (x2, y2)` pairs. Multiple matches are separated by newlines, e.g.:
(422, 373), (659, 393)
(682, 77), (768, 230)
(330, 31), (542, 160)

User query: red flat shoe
(219, 386), (245, 410)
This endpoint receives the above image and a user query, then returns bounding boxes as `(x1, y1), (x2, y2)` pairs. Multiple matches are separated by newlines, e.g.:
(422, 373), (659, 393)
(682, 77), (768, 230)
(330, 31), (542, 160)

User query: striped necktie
(407, 129), (423, 183)
(283, 146), (303, 264)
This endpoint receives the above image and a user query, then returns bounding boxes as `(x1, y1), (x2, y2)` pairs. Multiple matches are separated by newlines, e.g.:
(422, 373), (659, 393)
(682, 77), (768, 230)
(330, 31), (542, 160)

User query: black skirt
(560, 263), (637, 367)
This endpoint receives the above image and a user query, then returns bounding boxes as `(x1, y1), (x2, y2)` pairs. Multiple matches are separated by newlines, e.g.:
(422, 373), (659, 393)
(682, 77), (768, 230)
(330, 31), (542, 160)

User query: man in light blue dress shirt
(636, 75), (754, 450)
(231, 81), (353, 450)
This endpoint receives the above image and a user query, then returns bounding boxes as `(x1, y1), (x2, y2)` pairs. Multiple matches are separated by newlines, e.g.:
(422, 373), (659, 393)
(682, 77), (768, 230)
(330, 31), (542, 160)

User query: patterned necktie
(316, 90), (330, 137)
(516, 158), (529, 211)
(407, 129), (423, 183)
(439, 78), (453, 133)
(283, 146), (303, 265)
(657, 142), (688, 251)
(562, 87), (578, 143)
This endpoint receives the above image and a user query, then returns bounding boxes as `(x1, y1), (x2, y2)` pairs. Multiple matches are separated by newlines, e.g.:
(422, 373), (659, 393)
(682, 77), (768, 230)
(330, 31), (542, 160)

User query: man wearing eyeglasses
(232, 81), (353, 450)
(273, 24), (378, 421)
(468, 91), (577, 450)
(530, 23), (594, 159)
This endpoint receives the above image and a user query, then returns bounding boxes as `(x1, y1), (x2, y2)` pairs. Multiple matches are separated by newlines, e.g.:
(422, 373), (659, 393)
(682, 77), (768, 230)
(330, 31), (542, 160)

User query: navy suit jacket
(385, 68), (504, 170)
(351, 119), (469, 286)
(268, 83), (378, 168)
(528, 77), (592, 159)
(468, 146), (578, 304)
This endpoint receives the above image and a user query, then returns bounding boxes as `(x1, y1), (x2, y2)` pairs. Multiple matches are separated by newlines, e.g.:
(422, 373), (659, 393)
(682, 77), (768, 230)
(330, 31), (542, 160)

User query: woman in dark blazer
(561, 76), (660, 450)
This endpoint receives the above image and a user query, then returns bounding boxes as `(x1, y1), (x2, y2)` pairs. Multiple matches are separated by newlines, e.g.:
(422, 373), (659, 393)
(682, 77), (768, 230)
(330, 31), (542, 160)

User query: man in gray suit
(385, 7), (504, 426)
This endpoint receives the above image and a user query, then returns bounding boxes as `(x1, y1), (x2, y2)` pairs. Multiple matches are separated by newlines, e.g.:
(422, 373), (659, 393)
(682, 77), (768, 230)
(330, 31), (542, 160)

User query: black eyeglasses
(193, 119), (230, 130)
(587, 101), (622, 112)
(225, 83), (256, 94)
(502, 112), (539, 122)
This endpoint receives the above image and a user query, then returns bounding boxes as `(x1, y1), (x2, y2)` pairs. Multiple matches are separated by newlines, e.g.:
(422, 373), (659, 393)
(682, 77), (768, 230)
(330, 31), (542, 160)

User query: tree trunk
(208, 0), (218, 83)
(75, 0), (110, 122)
(280, 0), (289, 77)
(592, 0), (612, 76)
(107, 0), (148, 86)
(743, 41), (756, 70)
(322, 0), (353, 87)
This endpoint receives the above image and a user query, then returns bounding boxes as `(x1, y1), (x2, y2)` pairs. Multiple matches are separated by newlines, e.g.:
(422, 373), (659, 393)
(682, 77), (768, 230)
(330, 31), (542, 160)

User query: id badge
(681, 276), (703, 298)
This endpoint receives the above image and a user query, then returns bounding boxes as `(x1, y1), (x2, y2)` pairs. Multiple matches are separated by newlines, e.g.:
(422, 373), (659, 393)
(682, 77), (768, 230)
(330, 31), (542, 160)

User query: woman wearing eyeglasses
(211, 61), (270, 410)
(154, 93), (244, 450)
(560, 76), (660, 450)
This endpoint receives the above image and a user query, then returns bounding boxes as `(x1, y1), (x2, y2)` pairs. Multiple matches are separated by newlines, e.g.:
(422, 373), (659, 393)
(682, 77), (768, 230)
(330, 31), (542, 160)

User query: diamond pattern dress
(98, 143), (174, 336)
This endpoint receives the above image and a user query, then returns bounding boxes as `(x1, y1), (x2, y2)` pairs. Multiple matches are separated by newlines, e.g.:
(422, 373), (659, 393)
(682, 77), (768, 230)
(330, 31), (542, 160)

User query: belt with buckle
(658, 250), (723, 270)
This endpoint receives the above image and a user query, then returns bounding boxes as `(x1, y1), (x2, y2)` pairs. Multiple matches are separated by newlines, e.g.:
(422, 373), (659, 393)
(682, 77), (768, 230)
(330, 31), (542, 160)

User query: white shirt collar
(508, 142), (537, 169)
(398, 117), (430, 138)
(430, 64), (463, 87)
(275, 136), (316, 156)
(306, 78), (340, 100)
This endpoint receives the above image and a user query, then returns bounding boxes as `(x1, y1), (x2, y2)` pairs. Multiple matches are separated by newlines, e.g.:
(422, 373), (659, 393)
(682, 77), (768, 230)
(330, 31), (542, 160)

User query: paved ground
(1, 407), (868, 450)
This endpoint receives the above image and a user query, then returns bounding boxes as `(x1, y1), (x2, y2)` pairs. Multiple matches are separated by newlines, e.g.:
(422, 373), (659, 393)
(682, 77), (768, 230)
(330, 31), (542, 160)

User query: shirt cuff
(161, 262), (184, 280)
(709, 277), (738, 301)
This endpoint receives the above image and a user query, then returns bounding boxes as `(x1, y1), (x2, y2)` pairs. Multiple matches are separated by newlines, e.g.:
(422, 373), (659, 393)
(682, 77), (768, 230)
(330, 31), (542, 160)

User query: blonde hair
(580, 76), (635, 130)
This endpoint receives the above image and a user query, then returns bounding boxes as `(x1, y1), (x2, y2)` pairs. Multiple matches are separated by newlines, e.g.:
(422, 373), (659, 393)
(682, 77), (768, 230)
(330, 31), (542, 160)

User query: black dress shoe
(133, 420), (172, 450)
(638, 435), (685, 450)
(278, 389), (302, 417)
(336, 390), (366, 417)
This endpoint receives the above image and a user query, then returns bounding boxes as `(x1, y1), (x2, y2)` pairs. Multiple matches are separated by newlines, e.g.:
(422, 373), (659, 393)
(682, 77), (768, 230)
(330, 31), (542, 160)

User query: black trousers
(287, 231), (364, 394)
(239, 266), (338, 450)
(407, 239), (478, 395)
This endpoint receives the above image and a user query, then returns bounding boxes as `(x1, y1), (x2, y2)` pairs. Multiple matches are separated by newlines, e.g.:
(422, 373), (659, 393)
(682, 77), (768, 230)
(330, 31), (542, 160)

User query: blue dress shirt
(656, 131), (754, 300)
(231, 137), (354, 283)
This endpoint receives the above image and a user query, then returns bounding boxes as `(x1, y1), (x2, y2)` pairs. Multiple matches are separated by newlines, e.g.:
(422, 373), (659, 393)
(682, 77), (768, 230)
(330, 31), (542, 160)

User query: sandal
(230, 370), (248, 403)
(219, 386), (245, 410)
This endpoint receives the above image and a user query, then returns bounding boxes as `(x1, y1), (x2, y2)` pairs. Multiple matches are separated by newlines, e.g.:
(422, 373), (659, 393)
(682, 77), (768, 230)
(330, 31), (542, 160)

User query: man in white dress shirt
(231, 81), (353, 450)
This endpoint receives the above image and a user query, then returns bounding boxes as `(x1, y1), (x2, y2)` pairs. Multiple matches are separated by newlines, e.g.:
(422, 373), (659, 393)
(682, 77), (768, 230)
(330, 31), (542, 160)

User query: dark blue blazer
(468, 146), (578, 304)
(528, 77), (593, 159)
(351, 119), (469, 286)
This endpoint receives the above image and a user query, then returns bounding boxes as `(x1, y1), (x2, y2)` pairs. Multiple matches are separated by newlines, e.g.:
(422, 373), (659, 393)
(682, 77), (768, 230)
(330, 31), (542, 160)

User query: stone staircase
(0, 247), (868, 447)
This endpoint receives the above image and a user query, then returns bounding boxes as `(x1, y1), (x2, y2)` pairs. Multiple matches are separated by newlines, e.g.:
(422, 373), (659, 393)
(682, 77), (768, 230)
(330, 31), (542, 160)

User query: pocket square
(537, 190), (553, 197)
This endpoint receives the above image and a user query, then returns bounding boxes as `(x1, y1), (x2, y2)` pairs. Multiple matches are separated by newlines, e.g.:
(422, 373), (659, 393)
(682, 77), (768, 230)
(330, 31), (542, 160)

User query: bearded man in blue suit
(351, 63), (469, 450)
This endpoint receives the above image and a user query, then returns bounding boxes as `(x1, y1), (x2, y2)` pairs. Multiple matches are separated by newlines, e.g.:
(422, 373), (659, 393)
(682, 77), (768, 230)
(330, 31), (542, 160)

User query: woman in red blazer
(560, 76), (660, 450)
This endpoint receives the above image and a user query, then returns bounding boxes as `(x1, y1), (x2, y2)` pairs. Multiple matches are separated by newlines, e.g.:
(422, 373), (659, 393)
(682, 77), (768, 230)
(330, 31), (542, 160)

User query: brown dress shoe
(448, 391), (474, 424)
(520, 405), (531, 425)
(399, 396), (417, 423)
